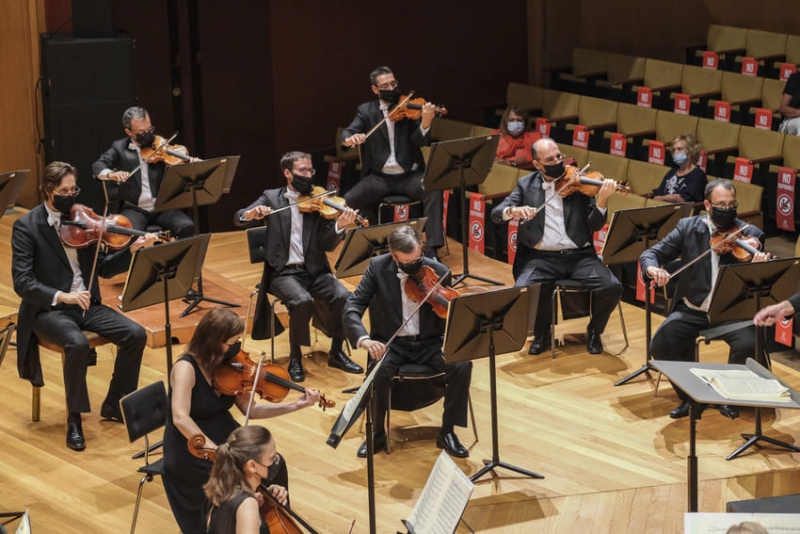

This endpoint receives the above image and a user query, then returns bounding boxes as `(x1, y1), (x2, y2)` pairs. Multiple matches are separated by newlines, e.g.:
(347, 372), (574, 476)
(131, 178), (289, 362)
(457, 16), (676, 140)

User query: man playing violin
(340, 66), (445, 260)
(234, 151), (363, 382)
(11, 161), (158, 451)
(92, 106), (195, 239)
(640, 179), (769, 420)
(342, 225), (472, 458)
(491, 137), (622, 356)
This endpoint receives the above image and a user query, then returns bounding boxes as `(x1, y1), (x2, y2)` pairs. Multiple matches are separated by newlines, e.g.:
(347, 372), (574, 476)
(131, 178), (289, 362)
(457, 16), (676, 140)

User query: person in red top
(493, 106), (541, 169)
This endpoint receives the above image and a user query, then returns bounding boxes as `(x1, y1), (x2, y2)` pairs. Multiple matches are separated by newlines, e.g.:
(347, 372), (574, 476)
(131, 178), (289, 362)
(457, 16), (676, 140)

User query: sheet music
(405, 451), (474, 534)
(690, 368), (791, 402)
(15, 510), (31, 534)
(685, 512), (800, 534)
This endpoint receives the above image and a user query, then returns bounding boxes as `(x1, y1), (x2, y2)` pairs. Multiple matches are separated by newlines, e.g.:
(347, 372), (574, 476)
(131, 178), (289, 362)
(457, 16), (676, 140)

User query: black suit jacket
(340, 100), (430, 177)
(342, 255), (447, 346)
(92, 138), (166, 208)
(639, 215), (765, 312)
(233, 187), (346, 338)
(12, 204), (133, 386)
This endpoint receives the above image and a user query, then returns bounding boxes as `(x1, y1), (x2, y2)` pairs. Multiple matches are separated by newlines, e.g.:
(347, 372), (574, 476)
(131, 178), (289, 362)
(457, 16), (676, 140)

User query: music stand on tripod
(153, 156), (240, 317)
(423, 134), (501, 287)
(444, 286), (544, 482)
(0, 170), (28, 215)
(334, 218), (427, 279)
(601, 203), (694, 387)
(705, 257), (800, 459)
(119, 234), (210, 375)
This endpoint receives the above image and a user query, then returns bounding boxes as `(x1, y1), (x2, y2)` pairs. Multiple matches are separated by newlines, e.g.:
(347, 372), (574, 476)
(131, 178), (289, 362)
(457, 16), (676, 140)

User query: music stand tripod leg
(726, 407), (800, 460)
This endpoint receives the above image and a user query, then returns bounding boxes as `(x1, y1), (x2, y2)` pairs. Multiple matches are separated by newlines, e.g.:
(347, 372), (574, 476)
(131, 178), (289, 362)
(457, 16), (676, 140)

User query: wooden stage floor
(1, 210), (800, 533)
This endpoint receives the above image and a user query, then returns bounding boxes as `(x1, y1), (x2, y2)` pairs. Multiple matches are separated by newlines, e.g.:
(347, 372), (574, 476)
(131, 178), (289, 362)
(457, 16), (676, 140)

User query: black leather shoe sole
(357, 435), (387, 458)
(100, 403), (123, 423)
(718, 405), (739, 419)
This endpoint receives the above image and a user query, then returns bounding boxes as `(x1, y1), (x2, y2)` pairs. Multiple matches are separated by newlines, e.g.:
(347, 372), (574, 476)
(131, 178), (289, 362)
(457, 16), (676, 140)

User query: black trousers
(370, 337), (471, 436)
(344, 170), (445, 249)
(650, 302), (758, 400)
(269, 267), (350, 348)
(32, 303), (146, 413)
(515, 247), (622, 335)
(121, 205), (195, 239)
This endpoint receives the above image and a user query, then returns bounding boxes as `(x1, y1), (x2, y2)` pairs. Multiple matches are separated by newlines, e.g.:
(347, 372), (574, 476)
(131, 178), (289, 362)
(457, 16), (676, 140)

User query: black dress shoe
(586, 326), (603, 354)
(718, 404), (740, 419)
(66, 421), (86, 451)
(100, 400), (123, 423)
(528, 330), (552, 355)
(669, 400), (706, 419)
(357, 433), (387, 458)
(328, 351), (364, 374)
(288, 358), (305, 383)
(436, 431), (469, 458)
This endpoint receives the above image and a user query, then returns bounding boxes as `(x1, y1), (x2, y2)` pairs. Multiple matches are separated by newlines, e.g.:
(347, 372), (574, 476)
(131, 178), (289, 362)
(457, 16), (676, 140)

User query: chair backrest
(696, 118), (740, 153)
(720, 71), (764, 106)
(431, 117), (475, 142)
(654, 110), (699, 144)
(587, 151), (629, 183)
(120, 381), (169, 443)
(506, 82), (544, 113)
(783, 134), (800, 170)
(558, 144), (590, 168)
(745, 29), (787, 60)
(571, 47), (610, 78)
(706, 24), (748, 54)
(762, 78), (786, 112)
(737, 126), (784, 161)
(542, 88), (580, 122)
(606, 192), (646, 221)
(577, 96), (618, 129)
(681, 64), (723, 98)
(626, 160), (670, 196)
(472, 125), (495, 137)
(643, 59), (683, 91)
(605, 53), (645, 85)
(246, 226), (269, 264)
(615, 103), (657, 137)
(0, 323), (15, 367)
(478, 163), (524, 197)
(785, 35), (800, 65)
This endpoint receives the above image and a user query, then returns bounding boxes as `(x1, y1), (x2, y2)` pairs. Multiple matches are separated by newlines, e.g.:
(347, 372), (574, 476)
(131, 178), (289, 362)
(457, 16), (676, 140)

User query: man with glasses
(234, 151), (363, 382)
(92, 106), (195, 238)
(641, 179), (769, 420)
(340, 66), (445, 260)
(491, 137), (622, 356)
(12, 161), (156, 451)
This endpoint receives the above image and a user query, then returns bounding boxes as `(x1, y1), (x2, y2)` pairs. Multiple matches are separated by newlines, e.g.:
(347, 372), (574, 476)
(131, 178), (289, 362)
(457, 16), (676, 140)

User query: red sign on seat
(733, 157), (753, 183)
(507, 219), (518, 265)
(697, 150), (708, 172)
(648, 140), (665, 165)
(468, 192), (486, 254)
(713, 101), (731, 122)
(637, 86), (652, 108)
(535, 118), (551, 137)
(572, 125), (589, 148)
(741, 57), (758, 76)
(674, 93), (691, 115)
(780, 63), (797, 82)
(754, 108), (773, 130)
(609, 133), (627, 157)
(776, 167), (796, 232)
(702, 51), (719, 69)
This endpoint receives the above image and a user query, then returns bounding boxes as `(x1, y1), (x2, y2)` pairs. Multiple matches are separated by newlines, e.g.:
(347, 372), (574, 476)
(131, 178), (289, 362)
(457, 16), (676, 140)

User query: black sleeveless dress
(205, 490), (270, 534)
(162, 354), (238, 534)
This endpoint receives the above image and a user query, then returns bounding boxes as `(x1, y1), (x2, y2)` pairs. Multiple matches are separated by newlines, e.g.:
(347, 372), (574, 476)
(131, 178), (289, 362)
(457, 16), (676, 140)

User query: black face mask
(291, 174), (315, 195)
(710, 207), (737, 229)
(223, 341), (241, 362)
(379, 87), (400, 105)
(541, 161), (566, 180)
(397, 258), (424, 277)
(134, 131), (156, 148)
(52, 194), (77, 215)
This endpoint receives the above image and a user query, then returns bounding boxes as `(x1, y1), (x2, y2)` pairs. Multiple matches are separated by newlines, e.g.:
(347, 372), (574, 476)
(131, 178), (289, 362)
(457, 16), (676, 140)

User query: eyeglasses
(255, 452), (281, 468)
(53, 185), (81, 197)
(376, 80), (399, 90)
(538, 152), (565, 165)
(131, 125), (155, 136)
(293, 167), (316, 176)
(709, 202), (738, 210)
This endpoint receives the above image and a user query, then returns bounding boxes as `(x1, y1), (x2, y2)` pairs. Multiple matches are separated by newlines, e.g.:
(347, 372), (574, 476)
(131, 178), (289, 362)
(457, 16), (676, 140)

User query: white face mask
(507, 120), (525, 135)
(673, 152), (688, 166)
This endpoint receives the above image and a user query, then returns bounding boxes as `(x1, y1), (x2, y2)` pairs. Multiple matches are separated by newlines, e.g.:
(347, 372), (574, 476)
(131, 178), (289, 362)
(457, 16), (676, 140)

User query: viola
(554, 165), (631, 198)
(297, 186), (369, 227)
(59, 204), (171, 250)
(213, 349), (335, 410)
(710, 228), (762, 262)
(388, 94), (448, 122)
(403, 265), (459, 319)
(139, 135), (193, 166)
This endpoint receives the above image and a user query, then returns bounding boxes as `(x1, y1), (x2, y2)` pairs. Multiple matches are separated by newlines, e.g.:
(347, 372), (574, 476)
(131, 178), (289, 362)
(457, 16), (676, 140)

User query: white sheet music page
(406, 450), (474, 534)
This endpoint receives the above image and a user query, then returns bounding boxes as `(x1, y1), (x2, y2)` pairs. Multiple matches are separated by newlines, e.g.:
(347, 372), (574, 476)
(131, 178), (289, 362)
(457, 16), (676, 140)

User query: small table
(651, 358), (800, 513)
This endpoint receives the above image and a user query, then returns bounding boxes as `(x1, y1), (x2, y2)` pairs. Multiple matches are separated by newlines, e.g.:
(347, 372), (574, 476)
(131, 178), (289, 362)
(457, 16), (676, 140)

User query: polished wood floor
(1, 210), (799, 533)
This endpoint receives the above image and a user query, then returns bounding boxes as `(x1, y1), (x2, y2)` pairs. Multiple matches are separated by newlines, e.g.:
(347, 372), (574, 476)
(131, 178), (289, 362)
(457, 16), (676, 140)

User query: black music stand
(120, 234), (210, 375)
(0, 170), (28, 216)
(602, 203), (694, 387)
(334, 218), (427, 279)
(154, 156), (240, 316)
(444, 286), (544, 482)
(0, 510), (29, 534)
(423, 135), (501, 287)
(706, 257), (800, 459)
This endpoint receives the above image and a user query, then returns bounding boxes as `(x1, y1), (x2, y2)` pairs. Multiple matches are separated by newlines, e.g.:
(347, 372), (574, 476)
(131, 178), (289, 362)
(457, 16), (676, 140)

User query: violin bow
(520, 162), (593, 226)
(82, 181), (113, 317)
(243, 351), (268, 426)
(125, 132), (180, 180)
(362, 91), (416, 141)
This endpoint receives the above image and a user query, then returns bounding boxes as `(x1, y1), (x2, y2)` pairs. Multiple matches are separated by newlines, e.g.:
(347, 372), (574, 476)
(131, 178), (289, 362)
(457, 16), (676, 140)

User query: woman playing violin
(203, 426), (286, 534)
(491, 138), (623, 356)
(163, 307), (319, 534)
(91, 106), (196, 238)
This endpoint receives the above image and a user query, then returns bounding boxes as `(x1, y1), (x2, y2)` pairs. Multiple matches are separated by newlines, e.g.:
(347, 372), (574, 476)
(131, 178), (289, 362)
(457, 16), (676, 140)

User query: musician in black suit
(491, 137), (622, 356)
(11, 162), (155, 451)
(340, 66), (444, 259)
(92, 106), (195, 238)
(342, 225), (472, 458)
(640, 179), (770, 420)
(233, 151), (363, 383)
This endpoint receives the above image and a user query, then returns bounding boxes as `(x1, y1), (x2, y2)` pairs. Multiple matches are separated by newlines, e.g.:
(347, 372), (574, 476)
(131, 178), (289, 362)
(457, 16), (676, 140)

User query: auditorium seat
(640, 59), (683, 108)
(626, 160), (670, 196)
(680, 64), (723, 113)
(642, 111), (699, 158)
(724, 126), (784, 183)
(600, 103), (657, 158)
(737, 29), (787, 75)
(785, 35), (800, 66)
(431, 117), (477, 142)
(690, 24), (747, 69)
(587, 150), (629, 184)
(558, 144), (590, 169)
(553, 47), (610, 95)
(718, 71), (764, 122)
(695, 118), (740, 176)
(506, 82), (544, 116)
(566, 96), (619, 150)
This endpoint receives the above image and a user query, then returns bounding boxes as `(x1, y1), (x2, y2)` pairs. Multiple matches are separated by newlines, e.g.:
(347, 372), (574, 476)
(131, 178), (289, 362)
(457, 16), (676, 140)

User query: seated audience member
(779, 71), (800, 135)
(647, 134), (706, 204)
(493, 106), (541, 169)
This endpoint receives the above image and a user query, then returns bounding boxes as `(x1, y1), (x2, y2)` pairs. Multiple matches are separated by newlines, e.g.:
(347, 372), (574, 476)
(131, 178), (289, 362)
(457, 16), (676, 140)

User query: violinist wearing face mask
(340, 65), (445, 261)
(647, 134), (707, 204)
(163, 307), (319, 534)
(491, 137), (622, 356)
(233, 151), (363, 383)
(92, 106), (196, 239)
(640, 179), (771, 421)
(493, 106), (541, 169)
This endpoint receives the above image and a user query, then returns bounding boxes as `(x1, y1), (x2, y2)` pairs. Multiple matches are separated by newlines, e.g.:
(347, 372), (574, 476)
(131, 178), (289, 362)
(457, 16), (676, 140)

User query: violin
(554, 165), (631, 198)
(297, 186), (369, 227)
(710, 228), (762, 262)
(213, 348), (335, 410)
(59, 204), (171, 250)
(388, 94), (448, 122)
(139, 135), (193, 166)
(403, 265), (459, 319)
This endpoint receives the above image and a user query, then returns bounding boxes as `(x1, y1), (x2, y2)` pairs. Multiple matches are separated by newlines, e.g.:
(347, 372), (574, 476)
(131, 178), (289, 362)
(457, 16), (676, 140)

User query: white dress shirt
(45, 202), (87, 306)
